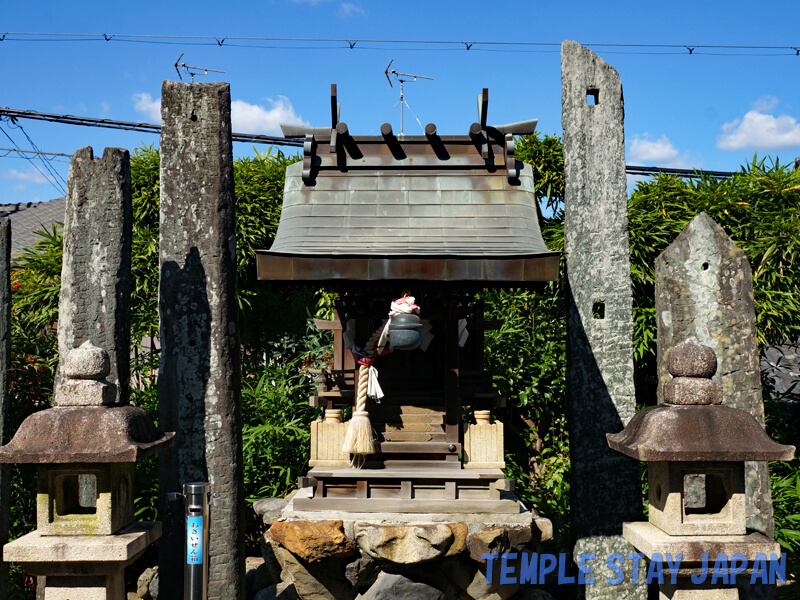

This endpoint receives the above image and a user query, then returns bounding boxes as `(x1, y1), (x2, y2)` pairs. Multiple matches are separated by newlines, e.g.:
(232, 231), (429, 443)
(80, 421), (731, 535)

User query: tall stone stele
(0, 342), (174, 600)
(0, 219), (11, 600)
(561, 40), (646, 599)
(55, 146), (133, 406)
(655, 212), (773, 540)
(158, 80), (245, 600)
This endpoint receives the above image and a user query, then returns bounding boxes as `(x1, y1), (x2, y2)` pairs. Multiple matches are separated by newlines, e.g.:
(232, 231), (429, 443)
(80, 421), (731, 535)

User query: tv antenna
(384, 59), (433, 137)
(174, 53), (226, 83)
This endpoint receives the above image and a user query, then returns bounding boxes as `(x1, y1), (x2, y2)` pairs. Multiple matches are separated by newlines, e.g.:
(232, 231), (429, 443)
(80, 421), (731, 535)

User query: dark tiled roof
(0, 198), (65, 258)
(268, 163), (549, 257)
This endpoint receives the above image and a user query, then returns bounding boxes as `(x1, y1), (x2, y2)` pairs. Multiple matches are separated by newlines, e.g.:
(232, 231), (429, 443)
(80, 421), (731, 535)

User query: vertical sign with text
(187, 516), (203, 564)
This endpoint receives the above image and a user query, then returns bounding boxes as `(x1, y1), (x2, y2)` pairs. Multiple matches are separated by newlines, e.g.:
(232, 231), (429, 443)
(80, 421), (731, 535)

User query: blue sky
(1, 0), (799, 204)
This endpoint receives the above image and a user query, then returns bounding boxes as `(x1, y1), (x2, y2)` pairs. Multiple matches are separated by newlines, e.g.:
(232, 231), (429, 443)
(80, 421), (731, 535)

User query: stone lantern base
(623, 522), (782, 600)
(3, 522), (161, 599)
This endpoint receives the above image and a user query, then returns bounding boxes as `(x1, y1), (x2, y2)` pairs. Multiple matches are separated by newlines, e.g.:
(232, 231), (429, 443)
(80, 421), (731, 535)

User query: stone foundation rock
(256, 504), (554, 600)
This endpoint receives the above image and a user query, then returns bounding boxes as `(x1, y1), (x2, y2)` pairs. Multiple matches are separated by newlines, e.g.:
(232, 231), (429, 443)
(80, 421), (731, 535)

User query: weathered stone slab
(281, 503), (550, 539)
(344, 556), (380, 591)
(269, 538), (352, 600)
(254, 497), (292, 528)
(157, 81), (244, 600)
(656, 214), (778, 600)
(466, 526), (533, 562)
(655, 212), (773, 542)
(561, 39), (645, 600)
(55, 146), (132, 406)
(246, 556), (272, 599)
(357, 572), (445, 600)
(353, 523), (464, 564)
(0, 219), (9, 599)
(270, 520), (356, 562)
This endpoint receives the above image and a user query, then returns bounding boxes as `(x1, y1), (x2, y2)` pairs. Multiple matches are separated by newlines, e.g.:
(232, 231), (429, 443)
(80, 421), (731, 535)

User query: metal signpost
(169, 482), (213, 600)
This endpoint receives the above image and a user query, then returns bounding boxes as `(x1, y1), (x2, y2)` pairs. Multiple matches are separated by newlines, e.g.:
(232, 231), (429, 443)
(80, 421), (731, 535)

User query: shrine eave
(256, 252), (560, 283)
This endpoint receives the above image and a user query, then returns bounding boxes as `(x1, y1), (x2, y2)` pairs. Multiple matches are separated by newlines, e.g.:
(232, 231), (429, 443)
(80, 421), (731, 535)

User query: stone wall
(254, 515), (555, 600)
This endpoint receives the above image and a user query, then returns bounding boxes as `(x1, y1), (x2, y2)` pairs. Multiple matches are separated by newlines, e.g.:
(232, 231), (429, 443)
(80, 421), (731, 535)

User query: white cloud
(291, 0), (363, 14)
(100, 101), (111, 115)
(752, 95), (779, 112)
(717, 97), (800, 151)
(133, 92), (161, 122)
(627, 134), (694, 169)
(340, 2), (365, 15)
(133, 93), (306, 136)
(231, 97), (308, 135)
(1, 168), (49, 184)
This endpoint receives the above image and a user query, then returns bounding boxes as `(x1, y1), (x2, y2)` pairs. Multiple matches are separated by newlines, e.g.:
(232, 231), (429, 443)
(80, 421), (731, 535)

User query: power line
(0, 125), (67, 195)
(1, 108), (742, 180)
(1, 32), (799, 56)
(626, 165), (733, 179)
(0, 109), (303, 148)
(6, 120), (68, 188)
(0, 147), (72, 158)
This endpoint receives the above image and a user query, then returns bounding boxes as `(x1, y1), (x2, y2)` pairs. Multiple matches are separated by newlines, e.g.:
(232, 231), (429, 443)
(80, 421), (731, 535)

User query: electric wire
(0, 109), (741, 180)
(0, 125), (67, 195)
(2, 32), (799, 56)
(6, 120), (69, 189)
(0, 148), (72, 158)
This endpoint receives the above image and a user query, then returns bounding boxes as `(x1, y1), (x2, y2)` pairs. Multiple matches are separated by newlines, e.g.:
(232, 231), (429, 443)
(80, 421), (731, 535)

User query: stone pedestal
(624, 522), (783, 600)
(4, 522), (161, 600)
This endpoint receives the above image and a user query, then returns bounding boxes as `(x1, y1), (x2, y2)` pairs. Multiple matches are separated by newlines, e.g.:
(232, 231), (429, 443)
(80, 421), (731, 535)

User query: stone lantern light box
(608, 337), (795, 538)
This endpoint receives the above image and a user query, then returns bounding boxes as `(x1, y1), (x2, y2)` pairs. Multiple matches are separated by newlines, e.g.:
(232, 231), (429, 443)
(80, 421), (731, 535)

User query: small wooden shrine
(257, 86), (558, 514)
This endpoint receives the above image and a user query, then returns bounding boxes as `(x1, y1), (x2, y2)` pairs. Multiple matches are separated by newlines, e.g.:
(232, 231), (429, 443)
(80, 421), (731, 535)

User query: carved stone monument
(0, 148), (172, 600)
(562, 40), (646, 599)
(655, 212), (773, 539)
(0, 219), (10, 599)
(158, 80), (245, 600)
(54, 146), (132, 406)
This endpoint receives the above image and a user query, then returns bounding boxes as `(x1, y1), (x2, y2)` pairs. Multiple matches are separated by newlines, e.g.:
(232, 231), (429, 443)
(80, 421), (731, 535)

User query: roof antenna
(174, 53), (226, 83)
(384, 59), (433, 137)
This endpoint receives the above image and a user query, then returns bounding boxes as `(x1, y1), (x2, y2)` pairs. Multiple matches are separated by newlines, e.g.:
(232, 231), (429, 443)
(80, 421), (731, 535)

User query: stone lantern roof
(0, 341), (173, 464)
(606, 404), (794, 462)
(0, 405), (174, 463)
(607, 338), (795, 462)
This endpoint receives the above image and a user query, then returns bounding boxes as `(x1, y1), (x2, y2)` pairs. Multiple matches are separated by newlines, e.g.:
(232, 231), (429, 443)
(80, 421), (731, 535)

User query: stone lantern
(0, 342), (174, 600)
(607, 338), (795, 599)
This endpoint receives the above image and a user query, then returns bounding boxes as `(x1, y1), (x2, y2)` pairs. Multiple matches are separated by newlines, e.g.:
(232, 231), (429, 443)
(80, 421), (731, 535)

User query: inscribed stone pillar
(0, 219), (10, 600)
(55, 147), (132, 405)
(655, 213), (776, 599)
(562, 40), (646, 600)
(158, 81), (244, 600)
